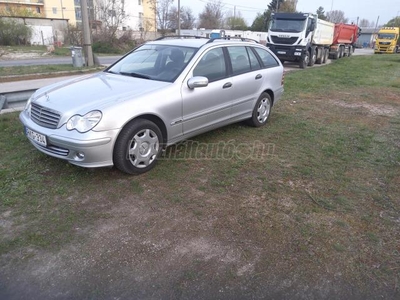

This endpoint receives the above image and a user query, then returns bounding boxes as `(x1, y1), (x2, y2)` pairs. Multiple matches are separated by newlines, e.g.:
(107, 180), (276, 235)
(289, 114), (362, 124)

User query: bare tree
(326, 10), (348, 23)
(95, 0), (128, 42)
(198, 0), (224, 29)
(180, 7), (196, 29)
(168, 6), (196, 30)
(358, 19), (372, 27)
(148, 0), (174, 35)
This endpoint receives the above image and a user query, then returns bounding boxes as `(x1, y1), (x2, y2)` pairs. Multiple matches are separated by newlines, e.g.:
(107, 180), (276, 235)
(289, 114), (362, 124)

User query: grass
(1, 54), (400, 297)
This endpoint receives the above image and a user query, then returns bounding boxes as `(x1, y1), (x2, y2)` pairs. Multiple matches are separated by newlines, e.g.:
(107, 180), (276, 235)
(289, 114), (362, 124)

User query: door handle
(255, 74), (262, 80)
(223, 82), (232, 89)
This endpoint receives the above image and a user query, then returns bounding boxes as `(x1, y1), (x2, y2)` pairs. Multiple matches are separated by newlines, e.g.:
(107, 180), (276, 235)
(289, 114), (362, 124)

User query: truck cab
(374, 27), (399, 54)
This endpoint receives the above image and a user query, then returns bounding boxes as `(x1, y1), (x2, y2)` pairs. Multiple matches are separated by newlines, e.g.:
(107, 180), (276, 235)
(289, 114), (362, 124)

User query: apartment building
(0, 0), (156, 31)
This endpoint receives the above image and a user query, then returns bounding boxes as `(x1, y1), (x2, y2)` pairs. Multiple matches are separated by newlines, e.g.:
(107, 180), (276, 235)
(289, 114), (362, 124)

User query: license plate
(294, 52), (302, 56)
(277, 51), (286, 55)
(26, 127), (47, 147)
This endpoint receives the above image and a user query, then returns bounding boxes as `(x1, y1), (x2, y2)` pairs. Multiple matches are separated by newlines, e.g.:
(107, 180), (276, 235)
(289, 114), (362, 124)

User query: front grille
(379, 42), (390, 45)
(35, 143), (69, 157)
(270, 36), (299, 45)
(31, 103), (61, 129)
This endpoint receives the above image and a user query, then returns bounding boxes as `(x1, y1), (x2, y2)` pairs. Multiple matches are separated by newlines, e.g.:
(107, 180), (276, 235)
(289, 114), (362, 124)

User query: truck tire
(348, 46), (353, 57)
(316, 48), (322, 64)
(339, 46), (344, 58)
(299, 51), (309, 69)
(309, 49), (316, 66)
(322, 49), (329, 63)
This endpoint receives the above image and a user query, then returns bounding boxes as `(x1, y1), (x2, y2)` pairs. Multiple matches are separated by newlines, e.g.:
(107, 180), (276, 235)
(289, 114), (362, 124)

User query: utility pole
(178, 0), (180, 35)
(233, 6), (236, 30)
(80, 0), (94, 66)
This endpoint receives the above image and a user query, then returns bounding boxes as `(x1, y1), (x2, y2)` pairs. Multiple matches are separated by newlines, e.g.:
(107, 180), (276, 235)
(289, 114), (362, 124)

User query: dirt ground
(2, 194), (394, 300)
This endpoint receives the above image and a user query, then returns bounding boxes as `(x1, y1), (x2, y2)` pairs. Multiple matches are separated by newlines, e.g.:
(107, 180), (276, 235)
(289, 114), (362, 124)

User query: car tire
(299, 51), (309, 69)
(247, 92), (272, 127)
(113, 119), (163, 175)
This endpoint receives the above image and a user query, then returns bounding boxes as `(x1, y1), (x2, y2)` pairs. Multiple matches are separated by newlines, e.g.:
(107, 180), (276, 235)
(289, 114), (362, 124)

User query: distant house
(357, 27), (378, 48)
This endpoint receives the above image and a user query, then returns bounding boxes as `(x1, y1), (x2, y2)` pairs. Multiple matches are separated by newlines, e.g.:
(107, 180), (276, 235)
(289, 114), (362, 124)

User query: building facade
(0, 0), (45, 17)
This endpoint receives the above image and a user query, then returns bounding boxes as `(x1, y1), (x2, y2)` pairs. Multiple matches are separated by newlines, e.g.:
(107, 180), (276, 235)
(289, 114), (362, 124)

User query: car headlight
(66, 110), (102, 133)
(25, 95), (33, 115)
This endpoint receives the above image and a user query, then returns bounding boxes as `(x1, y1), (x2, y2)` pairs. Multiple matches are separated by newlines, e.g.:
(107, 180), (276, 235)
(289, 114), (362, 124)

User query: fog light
(76, 152), (85, 159)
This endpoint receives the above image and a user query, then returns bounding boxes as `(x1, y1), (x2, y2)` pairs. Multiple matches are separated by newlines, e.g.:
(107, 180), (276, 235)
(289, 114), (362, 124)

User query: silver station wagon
(19, 37), (284, 174)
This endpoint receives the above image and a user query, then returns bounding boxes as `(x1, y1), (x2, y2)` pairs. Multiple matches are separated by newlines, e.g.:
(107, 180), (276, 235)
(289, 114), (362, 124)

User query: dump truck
(329, 23), (361, 59)
(374, 27), (400, 54)
(267, 13), (334, 68)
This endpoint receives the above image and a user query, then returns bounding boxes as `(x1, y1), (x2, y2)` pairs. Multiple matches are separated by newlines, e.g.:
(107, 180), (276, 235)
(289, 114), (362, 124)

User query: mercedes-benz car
(20, 36), (284, 174)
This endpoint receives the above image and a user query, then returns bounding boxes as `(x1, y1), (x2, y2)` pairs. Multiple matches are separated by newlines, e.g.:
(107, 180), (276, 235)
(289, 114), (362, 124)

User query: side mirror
(187, 76), (209, 89)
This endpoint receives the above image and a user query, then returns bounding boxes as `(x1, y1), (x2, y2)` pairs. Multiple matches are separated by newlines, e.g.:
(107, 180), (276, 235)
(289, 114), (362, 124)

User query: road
(0, 55), (122, 67)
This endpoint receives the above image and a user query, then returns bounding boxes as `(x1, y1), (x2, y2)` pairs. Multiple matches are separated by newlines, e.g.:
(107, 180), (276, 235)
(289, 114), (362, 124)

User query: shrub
(0, 18), (32, 46)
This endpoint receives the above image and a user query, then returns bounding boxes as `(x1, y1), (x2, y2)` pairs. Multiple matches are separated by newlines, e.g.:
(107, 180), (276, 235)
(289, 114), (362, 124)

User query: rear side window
(254, 48), (279, 68)
(247, 47), (261, 70)
(193, 48), (226, 82)
(227, 46), (251, 75)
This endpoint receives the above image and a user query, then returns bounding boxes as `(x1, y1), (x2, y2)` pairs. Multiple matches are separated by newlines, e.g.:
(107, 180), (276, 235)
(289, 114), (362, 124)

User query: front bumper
(19, 110), (119, 168)
(267, 44), (305, 61)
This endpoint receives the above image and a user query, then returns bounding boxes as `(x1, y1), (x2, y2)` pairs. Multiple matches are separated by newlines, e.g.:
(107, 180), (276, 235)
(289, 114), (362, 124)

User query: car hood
(32, 72), (170, 114)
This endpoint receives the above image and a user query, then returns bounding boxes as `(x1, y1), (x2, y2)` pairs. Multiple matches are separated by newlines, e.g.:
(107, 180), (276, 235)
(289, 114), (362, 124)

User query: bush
(92, 41), (123, 54)
(0, 19), (32, 46)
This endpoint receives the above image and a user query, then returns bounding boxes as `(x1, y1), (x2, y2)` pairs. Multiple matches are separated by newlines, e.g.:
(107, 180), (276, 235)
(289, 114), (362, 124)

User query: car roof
(145, 37), (263, 50)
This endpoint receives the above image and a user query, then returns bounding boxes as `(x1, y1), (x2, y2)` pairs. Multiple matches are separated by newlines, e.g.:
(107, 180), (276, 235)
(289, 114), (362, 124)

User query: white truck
(267, 13), (334, 68)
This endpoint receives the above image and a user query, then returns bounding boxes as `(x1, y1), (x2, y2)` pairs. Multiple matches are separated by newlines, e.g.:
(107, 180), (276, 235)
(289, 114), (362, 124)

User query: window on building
(53, 7), (57, 14)
(75, 8), (82, 20)
(36, 7), (41, 14)
(138, 0), (142, 5)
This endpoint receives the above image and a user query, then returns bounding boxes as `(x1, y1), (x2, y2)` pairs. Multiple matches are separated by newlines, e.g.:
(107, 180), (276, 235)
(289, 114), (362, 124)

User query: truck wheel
(299, 51), (309, 69)
(315, 49), (322, 64)
(339, 46), (344, 58)
(322, 49), (328, 63)
(348, 46), (353, 57)
(309, 49), (316, 66)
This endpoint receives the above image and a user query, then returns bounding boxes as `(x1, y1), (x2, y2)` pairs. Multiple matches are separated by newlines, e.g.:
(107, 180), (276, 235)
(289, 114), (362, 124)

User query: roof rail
(206, 37), (260, 44)
(155, 35), (209, 41)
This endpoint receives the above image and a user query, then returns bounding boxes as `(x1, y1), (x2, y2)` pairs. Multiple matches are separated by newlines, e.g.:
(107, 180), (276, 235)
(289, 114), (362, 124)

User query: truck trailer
(329, 23), (361, 59)
(374, 27), (400, 54)
(267, 13), (334, 68)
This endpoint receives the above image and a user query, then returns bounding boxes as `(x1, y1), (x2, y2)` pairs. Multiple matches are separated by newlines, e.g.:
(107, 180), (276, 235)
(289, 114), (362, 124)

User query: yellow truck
(374, 27), (399, 54)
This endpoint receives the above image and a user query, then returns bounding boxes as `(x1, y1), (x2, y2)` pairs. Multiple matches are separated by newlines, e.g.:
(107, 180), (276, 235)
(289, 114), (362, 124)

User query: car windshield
(377, 33), (396, 39)
(270, 19), (306, 32)
(106, 44), (197, 83)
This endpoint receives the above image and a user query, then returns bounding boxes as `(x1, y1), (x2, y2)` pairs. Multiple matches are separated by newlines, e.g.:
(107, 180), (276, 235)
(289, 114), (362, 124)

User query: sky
(181, 0), (398, 27)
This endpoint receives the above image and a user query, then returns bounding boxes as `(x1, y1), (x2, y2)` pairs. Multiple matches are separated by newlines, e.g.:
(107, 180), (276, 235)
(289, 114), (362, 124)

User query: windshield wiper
(120, 72), (151, 79)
